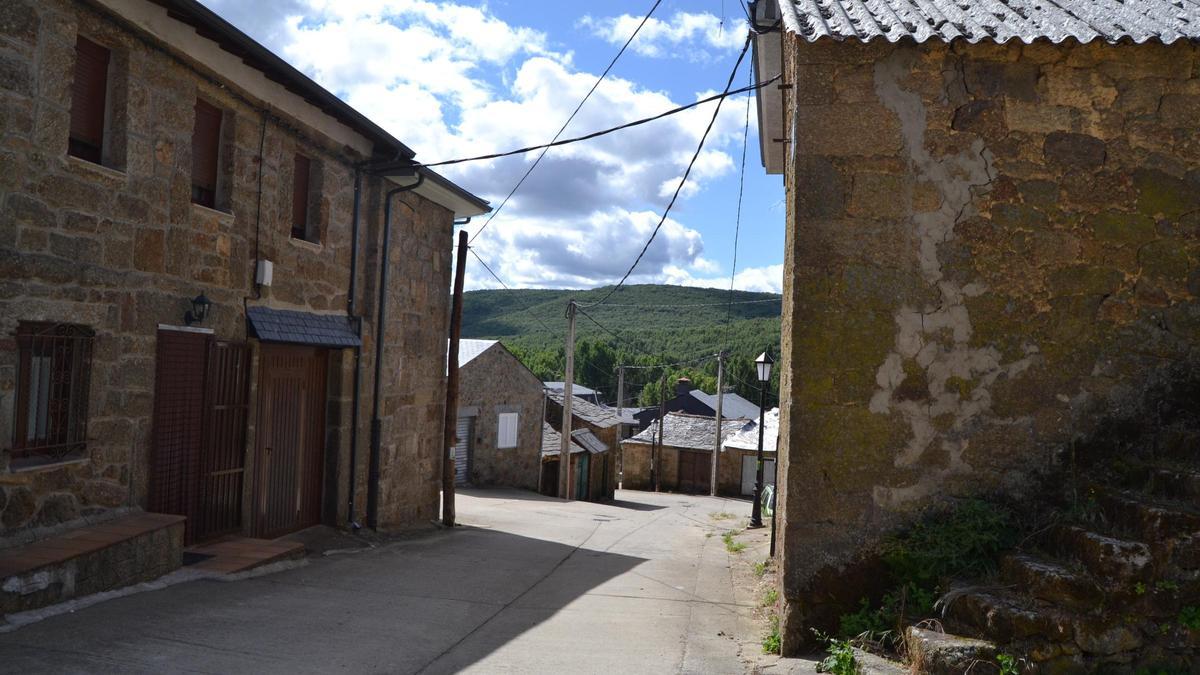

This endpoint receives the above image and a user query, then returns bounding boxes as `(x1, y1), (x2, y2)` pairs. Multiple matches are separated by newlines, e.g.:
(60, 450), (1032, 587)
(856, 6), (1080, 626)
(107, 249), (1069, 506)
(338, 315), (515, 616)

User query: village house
(632, 378), (761, 429)
(0, 0), (486, 613)
(453, 340), (543, 491)
(620, 413), (746, 495)
(751, 0), (1200, 661)
(542, 381), (602, 405)
(538, 423), (613, 502)
(720, 408), (779, 497)
(543, 392), (618, 501)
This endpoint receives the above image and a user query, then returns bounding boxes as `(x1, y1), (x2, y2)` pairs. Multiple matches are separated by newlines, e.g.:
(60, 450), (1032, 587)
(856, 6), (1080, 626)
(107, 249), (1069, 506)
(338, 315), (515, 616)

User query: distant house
(455, 340), (544, 490)
(544, 392), (619, 501)
(543, 381), (602, 404)
(721, 408), (779, 497)
(633, 378), (761, 428)
(620, 413), (746, 495)
(539, 423), (614, 502)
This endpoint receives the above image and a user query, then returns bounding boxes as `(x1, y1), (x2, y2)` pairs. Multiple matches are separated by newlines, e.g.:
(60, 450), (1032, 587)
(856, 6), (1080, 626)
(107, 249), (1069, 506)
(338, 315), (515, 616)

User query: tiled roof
(457, 339), (498, 367)
(621, 413), (746, 452)
(689, 390), (761, 420)
(775, 0), (1200, 44)
(546, 391), (621, 428)
(542, 423), (586, 457)
(723, 408), (780, 453)
(246, 306), (360, 348)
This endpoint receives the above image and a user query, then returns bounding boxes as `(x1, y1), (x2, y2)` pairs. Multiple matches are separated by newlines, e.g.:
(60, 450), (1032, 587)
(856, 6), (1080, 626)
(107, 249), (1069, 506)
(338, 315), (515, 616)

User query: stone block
(0, 52), (32, 97)
(964, 60), (1039, 101)
(951, 99), (1005, 137)
(0, 1), (39, 46)
(132, 228), (164, 273)
(847, 172), (911, 219)
(1005, 100), (1077, 134)
(1043, 132), (1106, 169)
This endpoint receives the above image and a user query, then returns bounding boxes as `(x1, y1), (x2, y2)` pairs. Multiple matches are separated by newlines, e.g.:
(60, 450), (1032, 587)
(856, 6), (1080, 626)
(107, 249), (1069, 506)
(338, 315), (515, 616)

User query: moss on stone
(1049, 265), (1124, 297)
(1086, 210), (1157, 246)
(1134, 169), (1200, 220)
(1138, 240), (1192, 279)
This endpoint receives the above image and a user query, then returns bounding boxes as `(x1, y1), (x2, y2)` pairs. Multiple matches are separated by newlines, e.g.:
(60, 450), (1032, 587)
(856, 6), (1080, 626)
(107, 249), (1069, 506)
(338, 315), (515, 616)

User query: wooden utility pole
(559, 300), (576, 500)
(656, 372), (667, 492)
(616, 366), (625, 417)
(711, 351), (725, 496)
(441, 229), (469, 527)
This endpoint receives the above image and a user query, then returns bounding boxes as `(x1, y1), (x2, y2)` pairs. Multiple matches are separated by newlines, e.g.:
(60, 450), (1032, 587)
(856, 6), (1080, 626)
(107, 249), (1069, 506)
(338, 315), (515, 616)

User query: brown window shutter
(68, 36), (110, 164)
(191, 99), (223, 208)
(292, 154), (311, 240)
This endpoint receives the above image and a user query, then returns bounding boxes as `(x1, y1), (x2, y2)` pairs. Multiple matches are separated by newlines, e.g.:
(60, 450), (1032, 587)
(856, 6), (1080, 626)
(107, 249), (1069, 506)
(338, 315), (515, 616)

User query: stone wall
(776, 35), (1200, 651)
(0, 0), (455, 537)
(457, 344), (544, 491)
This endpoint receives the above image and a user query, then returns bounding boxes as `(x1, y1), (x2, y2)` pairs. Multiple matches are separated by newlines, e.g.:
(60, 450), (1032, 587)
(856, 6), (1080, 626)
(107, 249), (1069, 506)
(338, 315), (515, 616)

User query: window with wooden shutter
(498, 412), (519, 449)
(292, 153), (311, 241)
(191, 99), (223, 208)
(12, 322), (95, 465)
(68, 36), (110, 165)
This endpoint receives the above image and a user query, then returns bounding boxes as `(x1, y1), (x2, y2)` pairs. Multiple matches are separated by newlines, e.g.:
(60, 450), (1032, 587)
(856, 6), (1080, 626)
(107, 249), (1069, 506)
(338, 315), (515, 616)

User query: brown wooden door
(254, 345), (327, 538)
(678, 450), (711, 494)
(196, 341), (250, 541)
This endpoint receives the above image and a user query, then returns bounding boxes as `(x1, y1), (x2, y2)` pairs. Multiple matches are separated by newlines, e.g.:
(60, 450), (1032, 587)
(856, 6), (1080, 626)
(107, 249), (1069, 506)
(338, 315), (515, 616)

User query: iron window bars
(13, 322), (95, 463)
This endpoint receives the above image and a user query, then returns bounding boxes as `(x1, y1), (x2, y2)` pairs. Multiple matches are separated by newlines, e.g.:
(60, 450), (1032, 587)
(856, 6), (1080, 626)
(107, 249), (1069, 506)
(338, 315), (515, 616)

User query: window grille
(12, 322), (95, 463)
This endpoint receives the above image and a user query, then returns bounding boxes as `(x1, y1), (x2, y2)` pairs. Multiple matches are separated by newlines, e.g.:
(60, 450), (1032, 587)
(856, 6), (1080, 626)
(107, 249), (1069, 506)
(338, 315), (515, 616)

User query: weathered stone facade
(774, 35), (1200, 652)
(544, 395), (619, 501)
(457, 342), (544, 491)
(0, 0), (483, 542)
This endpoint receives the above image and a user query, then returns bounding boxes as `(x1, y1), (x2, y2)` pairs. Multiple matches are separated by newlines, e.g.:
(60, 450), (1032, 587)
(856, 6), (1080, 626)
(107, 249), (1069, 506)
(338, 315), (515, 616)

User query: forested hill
(461, 284), (782, 407)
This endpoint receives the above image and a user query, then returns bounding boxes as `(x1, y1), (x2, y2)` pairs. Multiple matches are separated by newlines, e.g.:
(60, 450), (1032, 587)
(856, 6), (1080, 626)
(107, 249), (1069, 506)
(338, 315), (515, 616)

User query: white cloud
(579, 11), (747, 60)
(661, 264), (784, 294)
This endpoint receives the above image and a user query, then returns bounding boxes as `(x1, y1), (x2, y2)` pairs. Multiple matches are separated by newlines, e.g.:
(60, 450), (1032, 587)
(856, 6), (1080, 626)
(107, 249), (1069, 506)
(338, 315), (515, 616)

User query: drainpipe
(367, 170), (425, 531)
(346, 169), (363, 529)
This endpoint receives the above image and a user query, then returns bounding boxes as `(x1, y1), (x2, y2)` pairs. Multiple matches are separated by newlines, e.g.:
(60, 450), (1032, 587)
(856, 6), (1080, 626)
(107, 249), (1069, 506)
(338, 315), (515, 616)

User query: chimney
(675, 377), (695, 396)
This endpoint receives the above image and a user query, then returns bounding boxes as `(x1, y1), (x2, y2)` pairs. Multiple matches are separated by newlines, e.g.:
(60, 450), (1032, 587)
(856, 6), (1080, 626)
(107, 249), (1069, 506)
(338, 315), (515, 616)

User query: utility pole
(656, 371), (667, 492)
(711, 351), (725, 496)
(616, 366), (625, 417)
(441, 229), (468, 527)
(616, 364), (625, 488)
(559, 300), (576, 500)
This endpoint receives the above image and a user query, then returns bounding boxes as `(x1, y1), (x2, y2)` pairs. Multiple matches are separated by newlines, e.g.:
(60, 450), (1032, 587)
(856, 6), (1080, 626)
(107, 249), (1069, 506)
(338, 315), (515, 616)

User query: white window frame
(497, 412), (519, 449)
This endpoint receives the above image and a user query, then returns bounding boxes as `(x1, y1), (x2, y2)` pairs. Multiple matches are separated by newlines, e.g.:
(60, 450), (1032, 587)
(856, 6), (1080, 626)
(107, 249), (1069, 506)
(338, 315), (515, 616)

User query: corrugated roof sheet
(542, 423), (586, 457)
(457, 339), (498, 367)
(723, 408), (780, 452)
(621, 413), (746, 452)
(689, 390), (761, 420)
(572, 429), (609, 454)
(546, 391), (621, 428)
(246, 306), (360, 348)
(776, 0), (1200, 44)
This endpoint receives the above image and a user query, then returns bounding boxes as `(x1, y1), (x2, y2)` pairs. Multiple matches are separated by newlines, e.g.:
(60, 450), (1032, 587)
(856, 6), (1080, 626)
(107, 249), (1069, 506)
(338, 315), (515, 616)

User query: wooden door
(254, 345), (327, 538)
(575, 453), (590, 501)
(678, 450), (711, 494)
(196, 341), (250, 541)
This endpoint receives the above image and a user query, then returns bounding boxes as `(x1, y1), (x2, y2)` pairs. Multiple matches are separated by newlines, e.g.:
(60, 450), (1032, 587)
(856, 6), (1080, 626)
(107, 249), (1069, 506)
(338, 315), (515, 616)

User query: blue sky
(205, 0), (785, 292)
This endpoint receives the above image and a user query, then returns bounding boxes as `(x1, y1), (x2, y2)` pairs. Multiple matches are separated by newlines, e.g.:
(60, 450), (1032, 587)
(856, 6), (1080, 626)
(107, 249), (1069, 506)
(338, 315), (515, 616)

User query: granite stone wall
(775, 35), (1200, 651)
(457, 344), (544, 491)
(0, 0), (454, 538)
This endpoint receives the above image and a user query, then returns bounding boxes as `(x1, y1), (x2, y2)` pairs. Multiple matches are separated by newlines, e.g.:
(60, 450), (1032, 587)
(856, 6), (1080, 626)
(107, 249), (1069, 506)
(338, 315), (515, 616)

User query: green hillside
(461, 284), (782, 407)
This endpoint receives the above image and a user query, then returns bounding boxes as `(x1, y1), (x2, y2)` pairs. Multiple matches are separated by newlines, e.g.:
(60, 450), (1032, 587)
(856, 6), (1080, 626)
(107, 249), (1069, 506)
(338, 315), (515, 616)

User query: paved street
(0, 489), (763, 674)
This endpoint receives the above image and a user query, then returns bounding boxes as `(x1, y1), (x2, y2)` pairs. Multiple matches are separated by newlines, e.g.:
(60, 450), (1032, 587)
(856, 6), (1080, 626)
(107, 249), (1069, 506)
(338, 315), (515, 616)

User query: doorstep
(183, 536), (306, 575)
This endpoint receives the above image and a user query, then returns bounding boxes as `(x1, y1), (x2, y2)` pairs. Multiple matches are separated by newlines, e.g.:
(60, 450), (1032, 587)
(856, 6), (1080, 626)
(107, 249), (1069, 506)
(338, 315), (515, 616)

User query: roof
(723, 408), (780, 453)
(543, 382), (598, 397)
(774, 0), (1200, 45)
(246, 306), (360, 348)
(689, 390), (761, 420)
(610, 407), (647, 425)
(571, 429), (609, 454)
(546, 392), (621, 428)
(457, 339), (498, 367)
(135, 0), (488, 217)
(622, 413), (746, 452)
(542, 423), (586, 457)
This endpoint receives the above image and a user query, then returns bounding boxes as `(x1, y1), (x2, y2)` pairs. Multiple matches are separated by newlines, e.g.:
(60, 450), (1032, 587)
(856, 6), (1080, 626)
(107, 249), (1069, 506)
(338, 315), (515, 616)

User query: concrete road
(0, 489), (761, 674)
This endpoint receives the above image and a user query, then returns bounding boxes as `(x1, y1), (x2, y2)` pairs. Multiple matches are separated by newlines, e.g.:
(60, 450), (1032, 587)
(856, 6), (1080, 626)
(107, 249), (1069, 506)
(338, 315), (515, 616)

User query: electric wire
(581, 297), (779, 309)
(722, 68), (753, 351)
(581, 32), (753, 309)
(468, 0), (663, 245)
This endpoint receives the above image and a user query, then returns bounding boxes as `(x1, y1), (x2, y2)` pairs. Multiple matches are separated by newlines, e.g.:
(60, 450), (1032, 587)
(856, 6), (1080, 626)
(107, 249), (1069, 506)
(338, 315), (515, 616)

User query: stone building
(0, 0), (487, 560)
(543, 392), (618, 501)
(751, 0), (1200, 654)
(620, 413), (747, 495)
(453, 340), (544, 491)
(721, 408), (779, 497)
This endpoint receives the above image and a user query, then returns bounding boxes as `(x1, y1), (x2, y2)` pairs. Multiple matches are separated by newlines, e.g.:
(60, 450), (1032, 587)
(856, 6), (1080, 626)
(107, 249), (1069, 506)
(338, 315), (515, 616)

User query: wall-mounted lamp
(184, 293), (212, 326)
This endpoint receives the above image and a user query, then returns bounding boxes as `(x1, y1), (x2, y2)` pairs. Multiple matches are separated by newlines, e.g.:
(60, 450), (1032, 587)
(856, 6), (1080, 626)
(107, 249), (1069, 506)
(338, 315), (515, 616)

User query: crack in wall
(868, 48), (1039, 509)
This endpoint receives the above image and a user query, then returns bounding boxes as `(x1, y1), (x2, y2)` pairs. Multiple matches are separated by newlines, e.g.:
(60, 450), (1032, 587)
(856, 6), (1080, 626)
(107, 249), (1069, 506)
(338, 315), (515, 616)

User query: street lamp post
(750, 351), (773, 529)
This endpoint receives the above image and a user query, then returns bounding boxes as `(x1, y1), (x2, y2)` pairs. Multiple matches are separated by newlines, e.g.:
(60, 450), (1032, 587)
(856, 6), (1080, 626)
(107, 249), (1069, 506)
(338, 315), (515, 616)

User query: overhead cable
(723, 68), (753, 351)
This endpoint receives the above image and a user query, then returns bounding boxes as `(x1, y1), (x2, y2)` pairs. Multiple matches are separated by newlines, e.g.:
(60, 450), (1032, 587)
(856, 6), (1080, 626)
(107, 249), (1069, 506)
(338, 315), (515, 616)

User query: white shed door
(740, 455), (777, 496)
(454, 416), (473, 486)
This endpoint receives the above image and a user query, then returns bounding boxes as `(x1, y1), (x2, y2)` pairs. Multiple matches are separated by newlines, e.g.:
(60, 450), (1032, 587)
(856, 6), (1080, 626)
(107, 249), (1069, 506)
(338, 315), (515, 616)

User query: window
(12, 322), (95, 464)
(291, 153), (313, 241)
(191, 98), (224, 208)
(68, 35), (110, 164)
(497, 412), (518, 449)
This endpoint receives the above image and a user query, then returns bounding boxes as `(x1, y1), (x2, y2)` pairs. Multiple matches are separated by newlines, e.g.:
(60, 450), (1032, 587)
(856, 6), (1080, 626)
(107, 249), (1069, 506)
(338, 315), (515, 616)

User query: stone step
(1095, 488), (1200, 544)
(1041, 524), (1153, 584)
(999, 552), (1105, 611)
(1146, 466), (1200, 502)
(905, 626), (998, 675)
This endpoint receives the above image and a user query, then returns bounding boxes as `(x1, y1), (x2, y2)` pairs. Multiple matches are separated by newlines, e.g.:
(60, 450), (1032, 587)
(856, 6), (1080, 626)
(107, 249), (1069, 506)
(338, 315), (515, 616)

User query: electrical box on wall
(256, 259), (274, 287)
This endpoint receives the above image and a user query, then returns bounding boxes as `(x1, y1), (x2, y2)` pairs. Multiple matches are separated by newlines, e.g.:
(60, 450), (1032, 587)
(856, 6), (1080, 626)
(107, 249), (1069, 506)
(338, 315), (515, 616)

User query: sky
(203, 0), (786, 293)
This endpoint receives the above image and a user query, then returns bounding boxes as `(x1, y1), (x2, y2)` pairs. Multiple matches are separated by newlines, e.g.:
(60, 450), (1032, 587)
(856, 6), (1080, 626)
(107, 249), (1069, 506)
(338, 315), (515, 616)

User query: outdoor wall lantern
(755, 351), (774, 383)
(184, 293), (212, 326)
(751, 351), (774, 529)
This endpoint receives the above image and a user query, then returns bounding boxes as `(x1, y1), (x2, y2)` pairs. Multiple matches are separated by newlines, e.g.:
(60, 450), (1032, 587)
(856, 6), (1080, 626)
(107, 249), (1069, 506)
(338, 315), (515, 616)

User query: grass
(723, 531), (747, 554)
(761, 588), (779, 607)
(754, 560), (769, 577)
(710, 512), (735, 521)
(762, 616), (781, 655)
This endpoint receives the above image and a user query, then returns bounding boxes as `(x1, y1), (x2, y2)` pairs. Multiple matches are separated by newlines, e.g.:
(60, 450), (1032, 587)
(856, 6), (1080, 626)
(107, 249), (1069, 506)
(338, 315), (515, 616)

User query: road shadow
(455, 487), (563, 503)
(606, 499), (667, 511)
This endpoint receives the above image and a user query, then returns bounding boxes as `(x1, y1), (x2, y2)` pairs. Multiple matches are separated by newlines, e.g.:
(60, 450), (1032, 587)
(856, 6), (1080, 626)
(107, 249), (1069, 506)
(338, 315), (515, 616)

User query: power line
(581, 32), (753, 309)
(417, 75), (776, 171)
(723, 68), (753, 351)
(468, 247), (561, 338)
(469, 0), (663, 245)
(582, 297), (780, 309)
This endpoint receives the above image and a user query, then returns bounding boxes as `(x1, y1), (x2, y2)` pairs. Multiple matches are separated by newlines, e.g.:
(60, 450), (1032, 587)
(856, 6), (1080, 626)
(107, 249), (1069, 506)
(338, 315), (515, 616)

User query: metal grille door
(149, 330), (208, 538)
(454, 416), (473, 486)
(196, 341), (250, 541)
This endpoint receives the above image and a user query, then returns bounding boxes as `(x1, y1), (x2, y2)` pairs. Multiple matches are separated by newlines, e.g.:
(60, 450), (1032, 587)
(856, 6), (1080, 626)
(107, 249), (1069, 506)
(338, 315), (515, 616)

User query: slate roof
(546, 391), (621, 428)
(542, 423), (586, 457)
(572, 429), (609, 454)
(723, 408), (780, 453)
(689, 390), (761, 420)
(775, 0), (1200, 44)
(457, 339), (498, 367)
(246, 306), (360, 348)
(543, 382), (599, 397)
(621, 413), (746, 452)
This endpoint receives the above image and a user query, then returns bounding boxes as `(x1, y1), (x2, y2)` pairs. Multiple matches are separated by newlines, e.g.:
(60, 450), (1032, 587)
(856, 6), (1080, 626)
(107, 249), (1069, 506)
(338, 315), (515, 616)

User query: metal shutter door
(454, 416), (472, 485)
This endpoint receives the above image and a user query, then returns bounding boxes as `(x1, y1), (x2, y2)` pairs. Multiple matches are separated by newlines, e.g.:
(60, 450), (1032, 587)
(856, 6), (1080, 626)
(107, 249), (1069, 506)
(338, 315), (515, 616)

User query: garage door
(740, 455), (777, 496)
(677, 450), (711, 494)
(454, 416), (473, 486)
